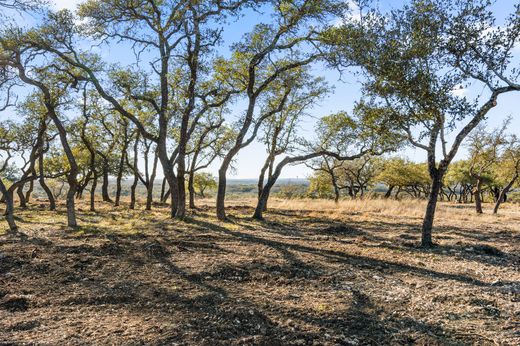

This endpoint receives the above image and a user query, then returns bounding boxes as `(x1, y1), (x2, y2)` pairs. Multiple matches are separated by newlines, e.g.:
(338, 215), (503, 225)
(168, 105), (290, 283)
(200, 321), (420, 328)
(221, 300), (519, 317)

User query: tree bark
(24, 178), (34, 204)
(0, 179), (17, 233)
(421, 170), (444, 247)
(145, 151), (159, 211)
(16, 184), (27, 208)
(216, 161), (231, 220)
(101, 161), (112, 203)
(90, 175), (97, 212)
(493, 175), (517, 214)
(188, 170), (196, 209)
(38, 152), (56, 211)
(384, 185), (394, 198)
(114, 150), (126, 207)
(473, 179), (483, 214)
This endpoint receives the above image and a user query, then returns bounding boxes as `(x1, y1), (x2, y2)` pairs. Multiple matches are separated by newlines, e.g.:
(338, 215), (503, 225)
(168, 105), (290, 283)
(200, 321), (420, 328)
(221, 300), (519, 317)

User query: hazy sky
(2, 0), (519, 180)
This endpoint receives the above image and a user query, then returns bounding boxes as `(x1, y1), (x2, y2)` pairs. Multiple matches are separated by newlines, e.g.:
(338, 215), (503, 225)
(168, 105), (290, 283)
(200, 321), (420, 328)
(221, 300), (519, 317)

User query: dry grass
(218, 196), (520, 229)
(0, 198), (519, 345)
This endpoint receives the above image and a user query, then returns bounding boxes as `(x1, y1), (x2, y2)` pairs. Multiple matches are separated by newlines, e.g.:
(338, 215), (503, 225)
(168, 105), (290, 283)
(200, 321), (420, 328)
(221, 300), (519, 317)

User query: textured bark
(16, 185), (27, 208)
(493, 175), (517, 214)
(0, 178), (17, 232)
(89, 176), (97, 212)
(101, 161), (112, 203)
(38, 152), (56, 211)
(421, 170), (444, 248)
(188, 170), (196, 209)
(473, 179), (483, 214)
(145, 151), (159, 211)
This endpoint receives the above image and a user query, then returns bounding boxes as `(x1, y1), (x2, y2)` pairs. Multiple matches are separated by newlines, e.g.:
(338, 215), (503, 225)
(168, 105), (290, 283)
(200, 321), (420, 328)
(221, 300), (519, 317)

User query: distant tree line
(307, 128), (520, 214)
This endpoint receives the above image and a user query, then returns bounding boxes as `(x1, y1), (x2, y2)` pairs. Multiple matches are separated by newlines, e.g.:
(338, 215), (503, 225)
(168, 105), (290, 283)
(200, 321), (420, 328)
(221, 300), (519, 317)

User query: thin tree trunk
(188, 170), (196, 209)
(129, 136), (139, 210)
(160, 177), (167, 204)
(90, 176), (97, 212)
(0, 179), (17, 233)
(16, 184), (27, 209)
(38, 153), (56, 211)
(216, 163), (230, 220)
(145, 151), (159, 211)
(25, 179), (34, 204)
(474, 179), (483, 214)
(115, 150), (126, 207)
(101, 162), (112, 203)
(493, 175), (517, 214)
(384, 185), (394, 198)
(421, 171), (444, 248)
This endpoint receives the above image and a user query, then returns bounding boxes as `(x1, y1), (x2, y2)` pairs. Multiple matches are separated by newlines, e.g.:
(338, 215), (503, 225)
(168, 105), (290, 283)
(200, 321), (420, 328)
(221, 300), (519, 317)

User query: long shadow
(1, 216), (505, 345)
(189, 218), (493, 287)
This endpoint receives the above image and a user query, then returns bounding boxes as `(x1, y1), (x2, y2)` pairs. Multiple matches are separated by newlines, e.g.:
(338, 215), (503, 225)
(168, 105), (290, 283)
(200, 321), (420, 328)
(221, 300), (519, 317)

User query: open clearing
(1, 199), (519, 345)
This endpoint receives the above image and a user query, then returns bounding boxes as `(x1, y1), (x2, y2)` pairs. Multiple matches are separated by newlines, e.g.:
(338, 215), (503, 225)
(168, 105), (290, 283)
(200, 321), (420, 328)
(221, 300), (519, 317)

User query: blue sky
(2, 0), (519, 180)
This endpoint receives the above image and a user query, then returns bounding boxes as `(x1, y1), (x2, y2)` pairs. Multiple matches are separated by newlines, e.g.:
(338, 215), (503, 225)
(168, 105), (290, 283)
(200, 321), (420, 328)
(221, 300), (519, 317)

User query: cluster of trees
(309, 131), (520, 214)
(0, 0), (519, 247)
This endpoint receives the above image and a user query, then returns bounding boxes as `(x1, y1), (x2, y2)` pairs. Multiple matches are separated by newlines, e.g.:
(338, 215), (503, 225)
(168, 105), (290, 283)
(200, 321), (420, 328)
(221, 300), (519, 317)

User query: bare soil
(0, 200), (519, 345)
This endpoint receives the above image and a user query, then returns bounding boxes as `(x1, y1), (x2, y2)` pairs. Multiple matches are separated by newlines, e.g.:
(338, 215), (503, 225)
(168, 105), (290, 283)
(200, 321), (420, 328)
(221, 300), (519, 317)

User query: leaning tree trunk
(493, 175), (518, 214)
(0, 179), (18, 233)
(384, 185), (395, 198)
(421, 170), (444, 248)
(16, 184), (27, 209)
(160, 178), (168, 204)
(217, 148), (241, 220)
(25, 179), (34, 205)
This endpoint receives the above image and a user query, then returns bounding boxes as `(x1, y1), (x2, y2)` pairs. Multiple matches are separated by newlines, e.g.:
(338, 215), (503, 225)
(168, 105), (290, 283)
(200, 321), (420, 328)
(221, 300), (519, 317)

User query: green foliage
(307, 171), (334, 198)
(376, 158), (430, 190)
(193, 172), (217, 197)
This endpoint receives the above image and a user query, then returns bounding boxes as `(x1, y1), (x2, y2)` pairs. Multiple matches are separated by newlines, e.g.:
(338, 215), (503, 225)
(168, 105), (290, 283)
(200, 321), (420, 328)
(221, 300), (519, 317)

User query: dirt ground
(0, 198), (519, 345)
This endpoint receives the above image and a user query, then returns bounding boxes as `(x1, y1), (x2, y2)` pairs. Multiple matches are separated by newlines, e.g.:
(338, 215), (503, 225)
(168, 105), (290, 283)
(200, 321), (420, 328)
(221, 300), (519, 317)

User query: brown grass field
(0, 198), (519, 345)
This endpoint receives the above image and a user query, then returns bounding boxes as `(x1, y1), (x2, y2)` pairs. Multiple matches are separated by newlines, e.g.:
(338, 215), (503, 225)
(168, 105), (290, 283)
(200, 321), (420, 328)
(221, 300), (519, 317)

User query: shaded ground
(0, 200), (519, 345)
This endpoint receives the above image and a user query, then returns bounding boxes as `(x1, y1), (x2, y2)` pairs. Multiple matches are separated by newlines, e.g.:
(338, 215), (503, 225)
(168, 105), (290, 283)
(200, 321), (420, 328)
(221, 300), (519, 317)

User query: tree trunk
(114, 150), (125, 207)
(145, 184), (154, 211)
(101, 162), (112, 203)
(0, 179), (17, 233)
(90, 176), (97, 212)
(188, 170), (196, 209)
(16, 184), (27, 209)
(253, 161), (286, 220)
(145, 151), (159, 211)
(25, 179), (34, 204)
(157, 143), (178, 218)
(421, 171), (444, 248)
(65, 177), (78, 228)
(160, 177), (168, 204)
(129, 175), (138, 210)
(38, 153), (56, 211)
(474, 179), (483, 214)
(216, 164), (229, 220)
(493, 175), (517, 214)
(175, 162), (186, 218)
(384, 185), (394, 198)
(332, 178), (340, 204)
